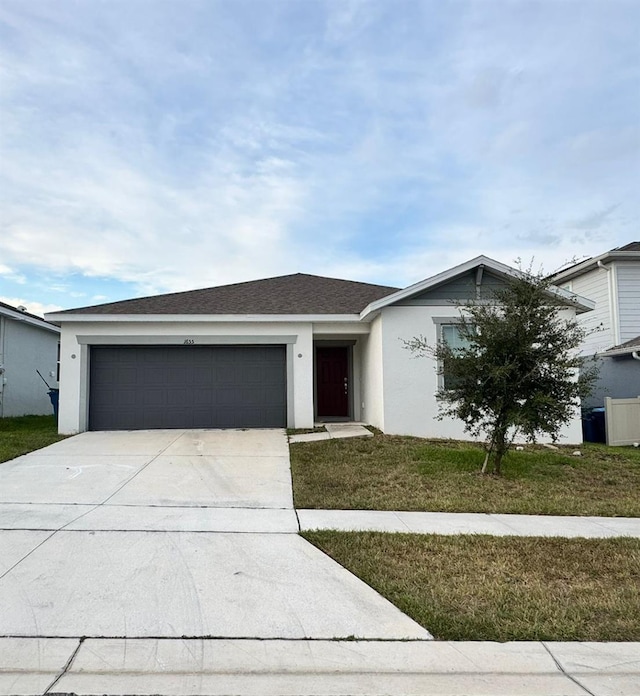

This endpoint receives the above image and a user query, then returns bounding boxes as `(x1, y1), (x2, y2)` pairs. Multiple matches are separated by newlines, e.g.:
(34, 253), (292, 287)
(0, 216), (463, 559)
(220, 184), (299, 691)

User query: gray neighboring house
(587, 335), (640, 409)
(0, 301), (60, 417)
(551, 242), (640, 409)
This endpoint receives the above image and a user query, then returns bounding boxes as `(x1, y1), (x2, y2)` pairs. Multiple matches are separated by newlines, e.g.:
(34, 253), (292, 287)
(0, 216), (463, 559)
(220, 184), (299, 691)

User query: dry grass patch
(291, 434), (640, 516)
(0, 415), (67, 464)
(304, 531), (640, 641)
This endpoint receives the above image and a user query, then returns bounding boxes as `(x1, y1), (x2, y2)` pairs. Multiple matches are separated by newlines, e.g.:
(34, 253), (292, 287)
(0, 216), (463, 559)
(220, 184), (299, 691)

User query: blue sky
(1, 0), (638, 316)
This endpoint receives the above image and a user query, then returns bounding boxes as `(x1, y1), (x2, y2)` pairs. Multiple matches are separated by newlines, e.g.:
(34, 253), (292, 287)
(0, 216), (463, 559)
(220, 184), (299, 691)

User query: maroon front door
(316, 346), (350, 418)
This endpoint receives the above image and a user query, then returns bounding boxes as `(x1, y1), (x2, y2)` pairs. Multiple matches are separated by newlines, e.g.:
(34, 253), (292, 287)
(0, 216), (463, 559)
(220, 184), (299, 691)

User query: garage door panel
(89, 346), (286, 430)
(114, 389), (139, 407)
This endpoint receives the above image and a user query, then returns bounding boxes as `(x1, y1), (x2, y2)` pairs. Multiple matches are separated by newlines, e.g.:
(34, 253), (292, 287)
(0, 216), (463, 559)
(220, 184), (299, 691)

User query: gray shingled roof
(56, 273), (400, 315)
(601, 335), (640, 355)
(617, 241), (640, 251)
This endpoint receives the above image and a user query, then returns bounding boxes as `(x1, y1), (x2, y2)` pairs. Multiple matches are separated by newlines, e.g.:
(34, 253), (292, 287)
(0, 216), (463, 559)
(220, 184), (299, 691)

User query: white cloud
(0, 264), (26, 284)
(0, 0), (637, 303)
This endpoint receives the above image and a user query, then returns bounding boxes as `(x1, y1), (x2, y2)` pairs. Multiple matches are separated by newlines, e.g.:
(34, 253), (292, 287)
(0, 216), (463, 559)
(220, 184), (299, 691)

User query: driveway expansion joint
(43, 636), (84, 695)
(542, 642), (598, 696)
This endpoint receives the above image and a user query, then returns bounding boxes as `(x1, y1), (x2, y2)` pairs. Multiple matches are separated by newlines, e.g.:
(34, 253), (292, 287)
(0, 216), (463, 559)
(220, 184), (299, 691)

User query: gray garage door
(89, 345), (286, 430)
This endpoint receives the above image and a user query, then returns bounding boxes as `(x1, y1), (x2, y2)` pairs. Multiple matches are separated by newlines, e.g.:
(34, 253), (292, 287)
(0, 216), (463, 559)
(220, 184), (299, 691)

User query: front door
(316, 346), (350, 418)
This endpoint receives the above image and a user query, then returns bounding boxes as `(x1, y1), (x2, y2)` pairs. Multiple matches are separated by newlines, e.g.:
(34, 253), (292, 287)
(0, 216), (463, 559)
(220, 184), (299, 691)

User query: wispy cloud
(0, 264), (26, 284)
(0, 0), (638, 309)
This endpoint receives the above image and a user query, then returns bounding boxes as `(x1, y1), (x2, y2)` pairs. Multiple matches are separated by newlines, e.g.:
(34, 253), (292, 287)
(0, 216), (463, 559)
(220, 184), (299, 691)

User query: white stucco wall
(57, 320), (315, 434)
(379, 305), (584, 444)
(0, 317), (59, 417)
(361, 314), (385, 430)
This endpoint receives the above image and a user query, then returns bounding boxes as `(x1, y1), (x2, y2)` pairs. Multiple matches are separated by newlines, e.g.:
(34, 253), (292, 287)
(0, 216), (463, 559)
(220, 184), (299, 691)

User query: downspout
(597, 260), (620, 346)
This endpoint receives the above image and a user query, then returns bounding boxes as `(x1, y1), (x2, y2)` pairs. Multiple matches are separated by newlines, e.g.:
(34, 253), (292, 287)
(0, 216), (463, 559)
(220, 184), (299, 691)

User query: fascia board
(45, 313), (363, 324)
(598, 345), (640, 357)
(0, 307), (61, 333)
(545, 286), (595, 313)
(552, 251), (640, 282)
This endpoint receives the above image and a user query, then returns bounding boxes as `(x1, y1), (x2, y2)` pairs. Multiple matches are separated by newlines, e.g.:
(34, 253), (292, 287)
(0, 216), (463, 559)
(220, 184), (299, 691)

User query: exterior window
(441, 324), (472, 390)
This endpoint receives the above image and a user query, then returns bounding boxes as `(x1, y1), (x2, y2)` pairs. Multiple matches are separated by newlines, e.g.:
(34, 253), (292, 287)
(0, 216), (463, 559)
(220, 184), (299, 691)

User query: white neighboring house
(0, 301), (61, 417)
(551, 242), (640, 409)
(46, 256), (593, 442)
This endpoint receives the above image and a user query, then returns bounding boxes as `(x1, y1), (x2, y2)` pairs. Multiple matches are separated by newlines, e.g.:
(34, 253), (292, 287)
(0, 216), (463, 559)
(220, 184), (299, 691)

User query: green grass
(291, 434), (640, 516)
(304, 531), (640, 641)
(0, 415), (67, 463)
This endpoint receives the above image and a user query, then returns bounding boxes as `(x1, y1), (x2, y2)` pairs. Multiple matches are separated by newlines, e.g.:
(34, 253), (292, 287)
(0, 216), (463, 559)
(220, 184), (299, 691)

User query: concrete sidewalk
(298, 509), (640, 538)
(3, 637), (638, 695)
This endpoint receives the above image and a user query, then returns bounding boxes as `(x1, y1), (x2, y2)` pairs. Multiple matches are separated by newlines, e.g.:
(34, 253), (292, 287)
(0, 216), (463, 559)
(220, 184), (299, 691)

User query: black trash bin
(48, 388), (59, 419)
(582, 407), (606, 443)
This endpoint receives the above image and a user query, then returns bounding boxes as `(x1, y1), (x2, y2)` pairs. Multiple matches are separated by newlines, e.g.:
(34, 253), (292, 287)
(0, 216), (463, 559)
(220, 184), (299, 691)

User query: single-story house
(46, 256), (593, 441)
(0, 301), (60, 417)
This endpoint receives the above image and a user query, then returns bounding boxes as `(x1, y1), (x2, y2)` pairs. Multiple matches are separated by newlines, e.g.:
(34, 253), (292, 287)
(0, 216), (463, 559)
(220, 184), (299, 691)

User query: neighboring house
(46, 256), (592, 442)
(551, 242), (640, 409)
(0, 301), (60, 418)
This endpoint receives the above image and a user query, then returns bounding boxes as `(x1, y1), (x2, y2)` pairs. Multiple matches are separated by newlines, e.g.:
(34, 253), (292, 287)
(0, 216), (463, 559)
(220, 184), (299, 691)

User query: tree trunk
(493, 428), (507, 475)
(481, 438), (495, 474)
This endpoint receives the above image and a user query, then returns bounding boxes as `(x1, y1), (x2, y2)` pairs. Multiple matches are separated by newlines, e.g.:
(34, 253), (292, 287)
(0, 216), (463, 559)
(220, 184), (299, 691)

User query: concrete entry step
(289, 423), (373, 443)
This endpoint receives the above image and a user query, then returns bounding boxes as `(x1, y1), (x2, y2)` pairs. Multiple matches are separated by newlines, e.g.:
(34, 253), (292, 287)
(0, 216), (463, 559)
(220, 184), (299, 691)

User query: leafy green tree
(404, 270), (598, 475)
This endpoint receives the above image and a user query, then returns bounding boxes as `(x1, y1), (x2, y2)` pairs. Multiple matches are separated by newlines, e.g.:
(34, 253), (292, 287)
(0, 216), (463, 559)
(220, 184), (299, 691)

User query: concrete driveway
(0, 429), (429, 642)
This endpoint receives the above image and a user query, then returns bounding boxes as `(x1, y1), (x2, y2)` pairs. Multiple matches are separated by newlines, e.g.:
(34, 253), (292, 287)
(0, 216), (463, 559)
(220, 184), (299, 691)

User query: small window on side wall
(440, 323), (473, 390)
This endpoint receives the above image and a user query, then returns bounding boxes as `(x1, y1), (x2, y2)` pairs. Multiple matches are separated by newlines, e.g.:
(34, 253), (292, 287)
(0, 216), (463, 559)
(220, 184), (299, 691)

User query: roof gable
(51, 274), (400, 317)
(360, 256), (595, 318)
(393, 269), (510, 304)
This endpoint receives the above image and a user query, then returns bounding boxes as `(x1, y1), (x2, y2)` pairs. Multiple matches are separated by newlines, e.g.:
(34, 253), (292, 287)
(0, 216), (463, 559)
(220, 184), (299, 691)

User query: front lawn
(304, 531), (640, 641)
(0, 415), (67, 463)
(291, 434), (640, 516)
